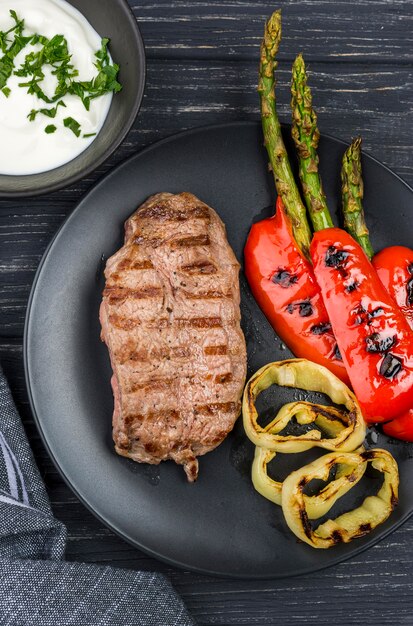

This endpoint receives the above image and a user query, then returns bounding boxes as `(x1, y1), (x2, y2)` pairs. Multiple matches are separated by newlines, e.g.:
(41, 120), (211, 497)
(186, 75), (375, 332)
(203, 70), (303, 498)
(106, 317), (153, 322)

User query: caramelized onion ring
(252, 445), (366, 518)
(281, 448), (399, 548)
(243, 359), (366, 453)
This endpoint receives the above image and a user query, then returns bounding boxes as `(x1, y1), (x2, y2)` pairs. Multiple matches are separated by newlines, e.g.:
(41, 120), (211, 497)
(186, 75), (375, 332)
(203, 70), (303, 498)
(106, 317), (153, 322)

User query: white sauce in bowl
(0, 0), (113, 175)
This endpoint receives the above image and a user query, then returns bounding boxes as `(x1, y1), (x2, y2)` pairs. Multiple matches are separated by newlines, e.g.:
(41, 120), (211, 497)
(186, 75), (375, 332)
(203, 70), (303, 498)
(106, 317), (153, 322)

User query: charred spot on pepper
(299, 507), (312, 539)
(286, 301), (313, 317)
(351, 304), (367, 326)
(324, 246), (349, 270)
(352, 304), (385, 326)
(379, 353), (403, 380)
(391, 488), (399, 510)
(365, 333), (397, 354)
(352, 304), (367, 326)
(346, 472), (357, 483)
(333, 344), (343, 361)
(299, 301), (313, 317)
(407, 277), (413, 307)
(311, 321), (332, 335)
(345, 279), (359, 293)
(369, 307), (385, 320)
(315, 406), (347, 426)
(346, 410), (357, 425)
(358, 523), (372, 534)
(331, 529), (343, 544)
(271, 269), (299, 288)
(361, 450), (375, 461)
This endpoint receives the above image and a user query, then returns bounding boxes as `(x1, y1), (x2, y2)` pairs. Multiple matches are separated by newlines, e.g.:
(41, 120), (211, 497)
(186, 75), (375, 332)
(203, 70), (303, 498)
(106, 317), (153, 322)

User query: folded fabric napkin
(0, 366), (196, 626)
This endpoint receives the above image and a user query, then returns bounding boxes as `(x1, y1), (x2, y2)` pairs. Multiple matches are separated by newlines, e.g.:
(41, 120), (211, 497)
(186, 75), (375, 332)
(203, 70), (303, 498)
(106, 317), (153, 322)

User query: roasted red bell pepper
(244, 198), (349, 384)
(382, 409), (413, 441)
(373, 246), (413, 331)
(311, 228), (413, 424)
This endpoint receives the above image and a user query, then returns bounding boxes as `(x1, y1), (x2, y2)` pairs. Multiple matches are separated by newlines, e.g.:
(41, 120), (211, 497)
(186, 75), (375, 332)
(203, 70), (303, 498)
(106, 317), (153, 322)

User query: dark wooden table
(1, 1), (412, 624)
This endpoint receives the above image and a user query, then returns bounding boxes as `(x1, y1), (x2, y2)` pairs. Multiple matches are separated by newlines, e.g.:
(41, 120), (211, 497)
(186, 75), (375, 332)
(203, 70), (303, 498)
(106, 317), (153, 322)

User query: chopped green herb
(83, 132), (97, 138)
(28, 100), (66, 121)
(0, 32), (32, 89)
(63, 116), (81, 137)
(0, 10), (24, 53)
(45, 124), (57, 134)
(0, 11), (121, 136)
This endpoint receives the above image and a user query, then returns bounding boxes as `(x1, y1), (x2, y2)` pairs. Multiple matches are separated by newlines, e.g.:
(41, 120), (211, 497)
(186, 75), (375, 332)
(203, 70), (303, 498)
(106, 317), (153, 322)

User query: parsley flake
(63, 116), (81, 137)
(28, 100), (66, 121)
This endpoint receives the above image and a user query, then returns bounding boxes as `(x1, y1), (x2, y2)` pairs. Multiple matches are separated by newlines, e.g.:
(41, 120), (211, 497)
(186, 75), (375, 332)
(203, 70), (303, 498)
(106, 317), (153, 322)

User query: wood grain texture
(0, 1), (413, 624)
(133, 0), (413, 62)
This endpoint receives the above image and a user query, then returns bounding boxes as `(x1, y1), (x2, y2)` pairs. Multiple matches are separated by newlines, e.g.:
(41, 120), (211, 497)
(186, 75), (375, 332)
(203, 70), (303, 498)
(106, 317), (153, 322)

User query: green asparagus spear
(291, 54), (333, 231)
(341, 137), (374, 259)
(258, 10), (312, 258)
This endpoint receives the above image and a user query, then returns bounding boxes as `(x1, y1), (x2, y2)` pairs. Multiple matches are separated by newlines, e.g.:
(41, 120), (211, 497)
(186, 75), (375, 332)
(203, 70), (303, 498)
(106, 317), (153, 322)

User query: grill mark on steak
(103, 286), (162, 304)
(108, 313), (141, 331)
(180, 260), (217, 274)
(194, 402), (239, 415)
(132, 233), (211, 250)
(175, 316), (223, 328)
(128, 379), (174, 393)
(172, 234), (210, 248)
(101, 192), (247, 482)
(137, 204), (210, 222)
(134, 235), (164, 248)
(119, 340), (241, 367)
(183, 290), (232, 300)
(204, 345), (228, 356)
(215, 373), (233, 384)
(108, 315), (226, 331)
(123, 408), (181, 428)
(126, 372), (234, 394)
(117, 258), (154, 271)
(118, 345), (192, 364)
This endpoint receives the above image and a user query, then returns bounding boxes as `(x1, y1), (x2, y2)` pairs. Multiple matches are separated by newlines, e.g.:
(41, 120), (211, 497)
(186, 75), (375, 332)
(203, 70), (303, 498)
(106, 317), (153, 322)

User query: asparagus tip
(343, 136), (363, 175)
(341, 134), (374, 259)
(265, 9), (282, 48)
(350, 135), (362, 155)
(292, 52), (305, 73)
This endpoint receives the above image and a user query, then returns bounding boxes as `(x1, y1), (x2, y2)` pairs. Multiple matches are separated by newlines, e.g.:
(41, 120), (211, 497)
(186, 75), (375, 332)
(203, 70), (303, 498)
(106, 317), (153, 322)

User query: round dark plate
(24, 122), (413, 578)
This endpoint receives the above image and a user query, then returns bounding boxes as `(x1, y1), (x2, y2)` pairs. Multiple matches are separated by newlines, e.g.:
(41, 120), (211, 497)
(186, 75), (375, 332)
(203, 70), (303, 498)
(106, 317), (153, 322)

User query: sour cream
(0, 0), (113, 175)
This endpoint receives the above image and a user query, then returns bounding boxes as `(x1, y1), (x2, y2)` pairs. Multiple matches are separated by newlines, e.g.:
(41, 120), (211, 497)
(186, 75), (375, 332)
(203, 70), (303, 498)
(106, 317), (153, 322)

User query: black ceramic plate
(24, 122), (413, 578)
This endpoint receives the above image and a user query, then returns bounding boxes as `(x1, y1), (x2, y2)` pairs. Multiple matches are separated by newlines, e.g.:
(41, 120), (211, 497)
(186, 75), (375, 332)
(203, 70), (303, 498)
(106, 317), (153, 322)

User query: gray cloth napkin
(0, 367), (196, 626)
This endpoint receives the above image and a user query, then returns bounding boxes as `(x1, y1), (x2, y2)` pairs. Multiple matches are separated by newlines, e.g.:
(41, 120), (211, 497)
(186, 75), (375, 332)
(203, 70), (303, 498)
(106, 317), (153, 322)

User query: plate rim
(23, 120), (413, 579)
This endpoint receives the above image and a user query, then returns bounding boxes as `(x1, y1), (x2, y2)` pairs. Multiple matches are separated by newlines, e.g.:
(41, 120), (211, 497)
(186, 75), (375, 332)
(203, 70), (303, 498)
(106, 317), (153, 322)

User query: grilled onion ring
(281, 448), (399, 548)
(243, 359), (366, 453)
(252, 445), (367, 518)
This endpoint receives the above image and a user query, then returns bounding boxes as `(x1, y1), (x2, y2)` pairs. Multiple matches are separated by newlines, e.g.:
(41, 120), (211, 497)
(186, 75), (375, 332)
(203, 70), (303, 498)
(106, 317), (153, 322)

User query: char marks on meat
(100, 192), (247, 481)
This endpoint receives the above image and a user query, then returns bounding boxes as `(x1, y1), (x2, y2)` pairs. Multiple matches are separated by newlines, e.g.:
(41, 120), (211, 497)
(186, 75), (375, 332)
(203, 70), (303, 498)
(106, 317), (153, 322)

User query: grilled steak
(100, 192), (247, 481)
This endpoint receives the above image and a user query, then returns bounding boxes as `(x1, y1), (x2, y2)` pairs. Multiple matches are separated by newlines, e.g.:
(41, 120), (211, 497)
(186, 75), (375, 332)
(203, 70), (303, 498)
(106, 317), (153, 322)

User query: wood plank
(133, 0), (413, 62)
